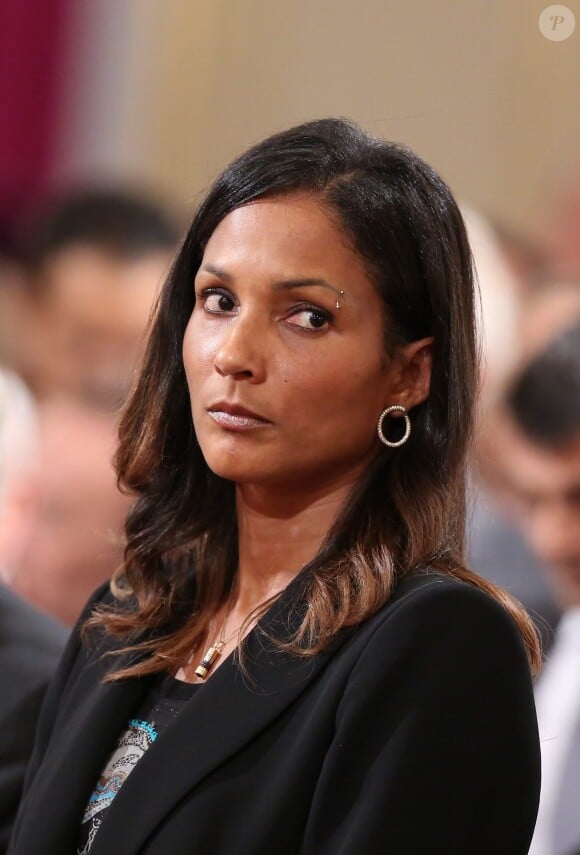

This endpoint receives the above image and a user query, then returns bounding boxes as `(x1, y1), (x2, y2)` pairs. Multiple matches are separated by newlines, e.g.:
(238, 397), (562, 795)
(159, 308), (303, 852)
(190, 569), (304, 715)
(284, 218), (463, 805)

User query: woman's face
(183, 192), (425, 491)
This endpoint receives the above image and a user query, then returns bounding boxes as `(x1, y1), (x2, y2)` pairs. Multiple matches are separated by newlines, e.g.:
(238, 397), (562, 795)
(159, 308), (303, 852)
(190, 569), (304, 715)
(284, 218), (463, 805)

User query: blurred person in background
(8, 189), (178, 409)
(483, 276), (580, 517)
(0, 369), (67, 852)
(10, 397), (132, 625)
(519, 277), (580, 362)
(0, 190), (177, 624)
(501, 320), (580, 855)
(465, 207), (559, 641)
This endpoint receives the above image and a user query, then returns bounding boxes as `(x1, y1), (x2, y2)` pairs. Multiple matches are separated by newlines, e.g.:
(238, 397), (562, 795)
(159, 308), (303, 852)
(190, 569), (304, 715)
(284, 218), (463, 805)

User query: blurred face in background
(502, 422), (580, 608)
(22, 245), (170, 406)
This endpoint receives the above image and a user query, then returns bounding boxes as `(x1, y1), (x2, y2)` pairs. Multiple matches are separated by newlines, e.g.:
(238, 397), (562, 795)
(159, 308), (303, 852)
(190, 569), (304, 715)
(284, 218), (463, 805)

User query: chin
(204, 460), (253, 483)
(199, 442), (263, 483)
(200, 447), (298, 488)
(196, 426), (277, 478)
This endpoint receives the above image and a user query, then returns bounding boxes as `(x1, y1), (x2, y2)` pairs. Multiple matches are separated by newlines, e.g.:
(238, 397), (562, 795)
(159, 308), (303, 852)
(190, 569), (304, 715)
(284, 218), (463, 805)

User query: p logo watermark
(539, 4), (576, 40)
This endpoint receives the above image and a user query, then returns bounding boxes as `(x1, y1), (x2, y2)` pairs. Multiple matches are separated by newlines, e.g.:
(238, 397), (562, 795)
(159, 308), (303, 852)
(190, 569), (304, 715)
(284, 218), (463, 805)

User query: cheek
(276, 350), (334, 402)
(278, 351), (385, 434)
(182, 316), (217, 384)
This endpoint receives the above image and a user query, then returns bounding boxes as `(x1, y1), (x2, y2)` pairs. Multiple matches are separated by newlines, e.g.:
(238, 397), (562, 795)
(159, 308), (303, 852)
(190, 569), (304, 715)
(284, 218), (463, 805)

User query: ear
(387, 336), (434, 410)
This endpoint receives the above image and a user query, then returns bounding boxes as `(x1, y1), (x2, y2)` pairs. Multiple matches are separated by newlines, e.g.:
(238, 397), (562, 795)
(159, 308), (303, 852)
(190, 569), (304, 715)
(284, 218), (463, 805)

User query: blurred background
(3, 0), (580, 237)
(1, 0), (579, 634)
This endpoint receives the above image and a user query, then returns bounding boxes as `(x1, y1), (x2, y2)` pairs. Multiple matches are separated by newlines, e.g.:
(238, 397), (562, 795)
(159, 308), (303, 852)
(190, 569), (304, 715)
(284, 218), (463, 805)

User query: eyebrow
(199, 264), (343, 299)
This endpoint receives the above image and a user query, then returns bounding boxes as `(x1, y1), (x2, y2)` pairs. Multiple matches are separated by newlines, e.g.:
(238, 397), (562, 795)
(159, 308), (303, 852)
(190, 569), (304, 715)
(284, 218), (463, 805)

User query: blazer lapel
(89, 579), (355, 855)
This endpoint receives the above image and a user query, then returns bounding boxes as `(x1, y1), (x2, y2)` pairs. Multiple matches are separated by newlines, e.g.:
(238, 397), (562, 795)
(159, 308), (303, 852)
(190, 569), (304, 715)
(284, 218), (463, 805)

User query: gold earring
(377, 405), (411, 448)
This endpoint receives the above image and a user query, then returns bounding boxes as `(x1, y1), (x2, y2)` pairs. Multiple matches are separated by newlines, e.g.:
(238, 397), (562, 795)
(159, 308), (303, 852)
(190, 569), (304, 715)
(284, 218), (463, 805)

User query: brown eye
(198, 290), (236, 313)
(286, 308), (332, 332)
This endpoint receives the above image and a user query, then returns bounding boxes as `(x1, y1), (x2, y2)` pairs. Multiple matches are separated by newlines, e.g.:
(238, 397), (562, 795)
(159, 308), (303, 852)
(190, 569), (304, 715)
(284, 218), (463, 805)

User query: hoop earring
(377, 405), (411, 448)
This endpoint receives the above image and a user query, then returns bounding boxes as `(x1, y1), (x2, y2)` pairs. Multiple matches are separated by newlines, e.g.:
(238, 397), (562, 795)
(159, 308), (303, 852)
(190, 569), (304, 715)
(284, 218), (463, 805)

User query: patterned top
(77, 674), (200, 854)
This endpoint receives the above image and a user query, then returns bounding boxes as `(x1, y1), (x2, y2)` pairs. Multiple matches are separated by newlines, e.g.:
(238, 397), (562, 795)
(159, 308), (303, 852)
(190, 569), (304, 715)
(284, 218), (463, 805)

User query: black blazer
(0, 585), (68, 852)
(9, 569), (540, 855)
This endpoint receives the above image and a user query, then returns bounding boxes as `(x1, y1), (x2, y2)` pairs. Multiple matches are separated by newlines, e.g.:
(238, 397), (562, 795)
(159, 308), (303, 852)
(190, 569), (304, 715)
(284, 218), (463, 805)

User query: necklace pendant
(194, 643), (222, 679)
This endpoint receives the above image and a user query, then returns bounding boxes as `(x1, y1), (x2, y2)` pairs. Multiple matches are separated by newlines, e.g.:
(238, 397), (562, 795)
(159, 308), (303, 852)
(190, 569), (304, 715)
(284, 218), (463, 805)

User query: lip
(207, 401), (272, 431)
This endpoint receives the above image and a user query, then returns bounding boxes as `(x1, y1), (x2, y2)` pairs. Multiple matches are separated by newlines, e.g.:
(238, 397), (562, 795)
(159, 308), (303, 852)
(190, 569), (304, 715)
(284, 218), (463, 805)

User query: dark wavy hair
(88, 118), (540, 677)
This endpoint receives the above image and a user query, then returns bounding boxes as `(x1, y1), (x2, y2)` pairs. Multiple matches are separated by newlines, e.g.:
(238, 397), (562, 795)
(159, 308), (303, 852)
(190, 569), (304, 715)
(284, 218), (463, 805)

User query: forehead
(200, 193), (373, 288)
(504, 429), (580, 498)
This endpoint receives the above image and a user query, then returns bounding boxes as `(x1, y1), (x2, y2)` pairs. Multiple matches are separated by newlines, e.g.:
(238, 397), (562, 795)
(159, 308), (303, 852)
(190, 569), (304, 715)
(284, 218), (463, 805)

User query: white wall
(54, 0), (580, 233)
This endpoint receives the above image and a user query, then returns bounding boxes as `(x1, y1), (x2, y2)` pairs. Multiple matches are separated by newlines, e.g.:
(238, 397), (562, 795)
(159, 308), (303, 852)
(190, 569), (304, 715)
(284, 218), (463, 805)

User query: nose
(213, 313), (267, 383)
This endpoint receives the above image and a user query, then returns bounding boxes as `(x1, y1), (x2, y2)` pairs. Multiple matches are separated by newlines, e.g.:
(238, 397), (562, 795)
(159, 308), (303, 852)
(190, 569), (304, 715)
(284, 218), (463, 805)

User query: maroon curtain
(0, 0), (72, 236)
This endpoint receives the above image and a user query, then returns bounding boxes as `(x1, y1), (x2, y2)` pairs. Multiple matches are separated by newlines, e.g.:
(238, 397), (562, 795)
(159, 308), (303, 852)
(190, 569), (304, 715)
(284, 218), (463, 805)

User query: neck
(233, 470), (362, 612)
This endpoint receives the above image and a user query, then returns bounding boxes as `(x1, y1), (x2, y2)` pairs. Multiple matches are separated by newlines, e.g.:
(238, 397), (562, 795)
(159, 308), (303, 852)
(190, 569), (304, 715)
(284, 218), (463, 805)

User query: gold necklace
(192, 581), (289, 680)
(193, 612), (249, 680)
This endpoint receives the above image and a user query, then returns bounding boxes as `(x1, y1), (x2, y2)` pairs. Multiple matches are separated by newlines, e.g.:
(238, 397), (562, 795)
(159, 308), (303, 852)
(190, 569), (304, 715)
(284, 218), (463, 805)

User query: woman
(9, 118), (541, 855)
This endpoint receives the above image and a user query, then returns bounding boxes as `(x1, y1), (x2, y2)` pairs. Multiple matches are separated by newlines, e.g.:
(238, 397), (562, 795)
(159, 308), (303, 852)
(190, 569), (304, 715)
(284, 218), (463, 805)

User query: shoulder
(312, 572), (540, 855)
(334, 569), (538, 765)
(368, 568), (525, 646)
(343, 568), (533, 697)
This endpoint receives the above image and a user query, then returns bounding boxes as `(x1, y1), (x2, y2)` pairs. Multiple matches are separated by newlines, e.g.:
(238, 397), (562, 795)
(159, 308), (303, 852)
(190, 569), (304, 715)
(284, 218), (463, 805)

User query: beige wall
(61, 0), (580, 235)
